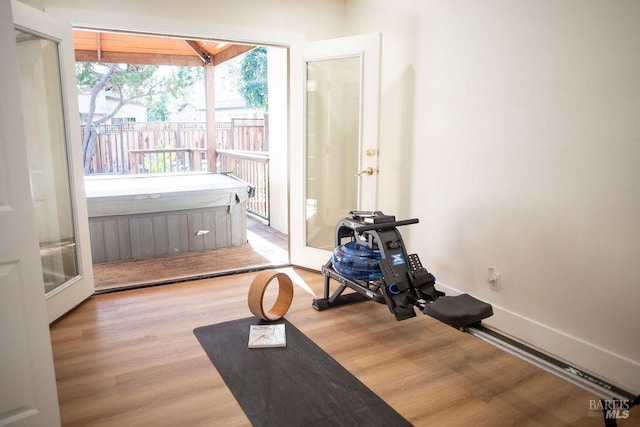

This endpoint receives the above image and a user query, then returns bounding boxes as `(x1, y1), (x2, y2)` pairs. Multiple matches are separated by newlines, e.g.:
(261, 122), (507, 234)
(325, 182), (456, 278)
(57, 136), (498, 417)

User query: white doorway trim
(46, 7), (303, 48)
(46, 6), (298, 250)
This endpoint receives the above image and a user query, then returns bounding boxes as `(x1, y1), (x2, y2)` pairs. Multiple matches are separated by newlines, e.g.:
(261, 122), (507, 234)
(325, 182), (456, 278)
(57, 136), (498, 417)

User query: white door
(13, 1), (95, 323)
(0, 1), (61, 425)
(290, 34), (381, 270)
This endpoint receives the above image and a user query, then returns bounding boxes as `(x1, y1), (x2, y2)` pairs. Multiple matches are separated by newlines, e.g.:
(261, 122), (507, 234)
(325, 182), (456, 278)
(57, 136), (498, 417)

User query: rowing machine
(314, 210), (493, 327)
(313, 211), (639, 425)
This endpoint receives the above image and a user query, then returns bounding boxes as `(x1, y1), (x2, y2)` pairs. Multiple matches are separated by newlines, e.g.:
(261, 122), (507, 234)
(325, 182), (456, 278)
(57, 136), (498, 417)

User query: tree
(237, 47), (268, 112)
(147, 93), (170, 122)
(76, 63), (202, 174)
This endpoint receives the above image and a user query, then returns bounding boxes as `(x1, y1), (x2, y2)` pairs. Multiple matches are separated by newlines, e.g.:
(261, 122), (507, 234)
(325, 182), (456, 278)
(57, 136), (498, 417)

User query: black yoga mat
(193, 317), (411, 427)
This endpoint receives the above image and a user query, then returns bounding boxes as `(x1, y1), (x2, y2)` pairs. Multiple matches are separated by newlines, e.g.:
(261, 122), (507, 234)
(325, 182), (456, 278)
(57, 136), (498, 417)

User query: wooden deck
(92, 216), (288, 292)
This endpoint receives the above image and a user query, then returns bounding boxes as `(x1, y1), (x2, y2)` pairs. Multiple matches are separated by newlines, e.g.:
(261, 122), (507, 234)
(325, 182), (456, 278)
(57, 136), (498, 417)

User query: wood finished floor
(50, 268), (638, 426)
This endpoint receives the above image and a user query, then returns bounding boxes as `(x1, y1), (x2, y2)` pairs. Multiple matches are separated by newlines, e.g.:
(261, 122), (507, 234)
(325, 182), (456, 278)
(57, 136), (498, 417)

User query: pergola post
(205, 63), (217, 172)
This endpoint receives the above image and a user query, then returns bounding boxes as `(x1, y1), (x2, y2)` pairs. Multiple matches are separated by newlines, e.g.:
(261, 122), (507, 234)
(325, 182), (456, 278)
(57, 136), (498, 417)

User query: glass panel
(305, 57), (361, 250)
(15, 29), (79, 294)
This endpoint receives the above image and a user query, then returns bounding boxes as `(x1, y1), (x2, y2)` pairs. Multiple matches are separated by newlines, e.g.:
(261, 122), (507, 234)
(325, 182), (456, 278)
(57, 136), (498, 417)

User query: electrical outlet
(487, 267), (500, 291)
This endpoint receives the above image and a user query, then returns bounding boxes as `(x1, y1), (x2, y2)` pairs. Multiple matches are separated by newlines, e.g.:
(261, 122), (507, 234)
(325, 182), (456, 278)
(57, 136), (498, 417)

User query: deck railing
(83, 120), (265, 174)
(128, 148), (207, 174)
(217, 149), (269, 220)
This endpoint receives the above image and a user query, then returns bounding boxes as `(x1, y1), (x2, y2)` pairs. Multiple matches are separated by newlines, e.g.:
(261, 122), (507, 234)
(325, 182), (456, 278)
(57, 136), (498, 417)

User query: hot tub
(85, 173), (253, 263)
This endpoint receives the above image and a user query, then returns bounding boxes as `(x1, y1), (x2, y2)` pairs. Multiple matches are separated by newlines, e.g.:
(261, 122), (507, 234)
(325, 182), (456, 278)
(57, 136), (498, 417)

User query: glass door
(305, 56), (361, 250)
(290, 34), (381, 270)
(16, 29), (79, 294)
(14, 3), (95, 322)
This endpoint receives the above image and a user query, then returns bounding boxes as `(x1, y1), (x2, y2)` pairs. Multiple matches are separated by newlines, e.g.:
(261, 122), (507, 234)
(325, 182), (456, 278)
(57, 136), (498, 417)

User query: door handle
(356, 167), (374, 177)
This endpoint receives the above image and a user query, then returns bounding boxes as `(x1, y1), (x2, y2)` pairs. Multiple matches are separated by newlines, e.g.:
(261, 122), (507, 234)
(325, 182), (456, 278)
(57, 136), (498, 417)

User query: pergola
(73, 29), (256, 171)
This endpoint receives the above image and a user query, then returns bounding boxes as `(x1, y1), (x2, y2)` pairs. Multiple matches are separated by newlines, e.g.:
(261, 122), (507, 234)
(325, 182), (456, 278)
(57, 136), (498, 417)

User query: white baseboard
(435, 281), (640, 394)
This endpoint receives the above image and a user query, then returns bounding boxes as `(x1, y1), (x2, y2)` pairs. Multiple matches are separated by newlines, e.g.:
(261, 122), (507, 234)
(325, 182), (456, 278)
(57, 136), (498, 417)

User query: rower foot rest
(423, 294), (493, 328)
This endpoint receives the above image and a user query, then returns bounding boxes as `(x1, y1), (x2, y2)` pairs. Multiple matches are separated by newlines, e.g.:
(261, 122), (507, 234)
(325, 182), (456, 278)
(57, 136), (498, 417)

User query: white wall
(345, 0), (640, 392)
(21, 0), (346, 42)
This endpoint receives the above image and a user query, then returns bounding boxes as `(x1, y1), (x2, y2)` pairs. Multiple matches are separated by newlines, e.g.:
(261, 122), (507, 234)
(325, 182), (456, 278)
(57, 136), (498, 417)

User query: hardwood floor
(50, 269), (637, 426)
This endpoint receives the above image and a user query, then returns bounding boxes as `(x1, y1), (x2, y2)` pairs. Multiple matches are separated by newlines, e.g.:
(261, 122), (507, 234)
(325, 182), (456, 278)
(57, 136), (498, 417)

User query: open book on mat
(248, 323), (286, 348)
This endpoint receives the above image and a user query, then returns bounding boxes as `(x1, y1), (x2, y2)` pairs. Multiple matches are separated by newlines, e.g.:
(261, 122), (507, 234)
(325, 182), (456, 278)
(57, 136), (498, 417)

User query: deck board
(92, 216), (288, 292)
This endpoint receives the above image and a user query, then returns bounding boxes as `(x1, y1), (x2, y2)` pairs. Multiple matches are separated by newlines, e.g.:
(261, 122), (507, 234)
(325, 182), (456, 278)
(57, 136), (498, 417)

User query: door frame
(46, 6), (297, 262)
(44, 9), (381, 274)
(13, 0), (96, 323)
(289, 34), (382, 271)
(0, 2), (62, 424)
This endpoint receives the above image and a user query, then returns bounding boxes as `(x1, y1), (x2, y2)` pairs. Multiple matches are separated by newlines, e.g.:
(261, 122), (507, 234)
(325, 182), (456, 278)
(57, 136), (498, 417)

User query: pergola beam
(73, 30), (259, 174)
(74, 50), (205, 67)
(96, 32), (102, 61)
(205, 64), (217, 172)
(184, 40), (211, 65)
(212, 44), (255, 67)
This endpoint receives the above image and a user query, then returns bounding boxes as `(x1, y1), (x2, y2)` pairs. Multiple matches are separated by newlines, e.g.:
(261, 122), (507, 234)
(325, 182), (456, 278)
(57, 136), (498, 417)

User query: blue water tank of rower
(332, 241), (382, 280)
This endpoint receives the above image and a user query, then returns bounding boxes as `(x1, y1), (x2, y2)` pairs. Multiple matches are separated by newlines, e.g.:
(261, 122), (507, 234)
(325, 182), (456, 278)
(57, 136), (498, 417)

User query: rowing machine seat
(423, 294), (493, 329)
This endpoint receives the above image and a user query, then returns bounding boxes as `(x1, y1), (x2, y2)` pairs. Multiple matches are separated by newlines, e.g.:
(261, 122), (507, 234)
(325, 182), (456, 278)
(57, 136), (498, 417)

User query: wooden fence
(216, 118), (267, 153)
(84, 119), (265, 174)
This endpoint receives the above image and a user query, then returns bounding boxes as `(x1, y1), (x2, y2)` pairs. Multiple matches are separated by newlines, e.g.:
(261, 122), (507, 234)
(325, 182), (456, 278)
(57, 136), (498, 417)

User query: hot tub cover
(85, 173), (253, 217)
